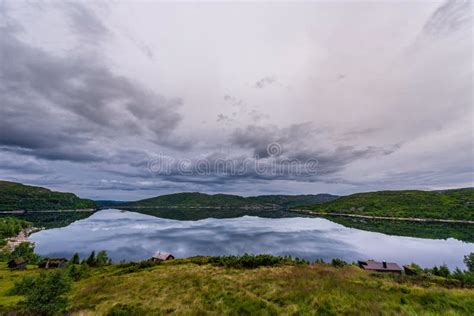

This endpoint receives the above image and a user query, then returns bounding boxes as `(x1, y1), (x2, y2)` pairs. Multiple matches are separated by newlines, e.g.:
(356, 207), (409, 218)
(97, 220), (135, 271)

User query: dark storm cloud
(2, 33), (181, 130)
(87, 121), (398, 189)
(1, 0), (470, 199)
(230, 123), (319, 158)
(0, 12), (182, 163)
(6, 147), (105, 163)
(100, 142), (396, 190)
(0, 151), (50, 174)
(421, 0), (471, 38)
(62, 2), (110, 43)
(229, 124), (398, 176)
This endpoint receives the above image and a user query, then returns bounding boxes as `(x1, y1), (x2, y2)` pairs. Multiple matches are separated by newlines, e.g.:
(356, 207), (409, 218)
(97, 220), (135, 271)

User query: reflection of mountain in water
(116, 207), (304, 221)
(29, 209), (474, 269)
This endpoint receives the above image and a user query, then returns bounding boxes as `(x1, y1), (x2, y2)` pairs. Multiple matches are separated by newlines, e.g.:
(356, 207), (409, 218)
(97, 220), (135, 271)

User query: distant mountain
(0, 181), (97, 211)
(95, 200), (129, 207)
(246, 194), (337, 208)
(123, 192), (338, 209)
(124, 192), (267, 209)
(302, 188), (474, 221)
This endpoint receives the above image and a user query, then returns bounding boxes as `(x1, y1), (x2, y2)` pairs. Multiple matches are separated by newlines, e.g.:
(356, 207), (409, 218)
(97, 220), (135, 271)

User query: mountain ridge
(301, 188), (474, 220)
(121, 192), (338, 209)
(0, 181), (97, 211)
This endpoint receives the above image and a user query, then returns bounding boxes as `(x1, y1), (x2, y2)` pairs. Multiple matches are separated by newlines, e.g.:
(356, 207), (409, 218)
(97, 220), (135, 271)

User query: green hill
(247, 194), (337, 208)
(304, 188), (474, 220)
(0, 181), (97, 211)
(123, 192), (338, 209)
(124, 192), (268, 209)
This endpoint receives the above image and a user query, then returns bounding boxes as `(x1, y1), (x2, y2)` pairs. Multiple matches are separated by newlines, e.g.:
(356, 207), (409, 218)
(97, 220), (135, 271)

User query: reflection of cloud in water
(30, 209), (474, 269)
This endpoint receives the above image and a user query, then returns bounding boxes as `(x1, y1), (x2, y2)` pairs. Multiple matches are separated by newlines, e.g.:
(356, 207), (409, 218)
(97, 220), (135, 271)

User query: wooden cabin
(403, 265), (418, 276)
(152, 251), (175, 262)
(358, 260), (402, 274)
(38, 258), (68, 269)
(8, 257), (27, 270)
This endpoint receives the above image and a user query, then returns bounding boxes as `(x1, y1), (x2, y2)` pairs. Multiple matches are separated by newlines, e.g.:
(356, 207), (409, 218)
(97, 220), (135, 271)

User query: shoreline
(292, 209), (474, 224)
(5, 226), (42, 251)
(116, 206), (278, 210)
(0, 208), (97, 214)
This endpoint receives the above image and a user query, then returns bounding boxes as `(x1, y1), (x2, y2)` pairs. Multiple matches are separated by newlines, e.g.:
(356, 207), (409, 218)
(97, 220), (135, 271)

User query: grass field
(0, 260), (473, 315)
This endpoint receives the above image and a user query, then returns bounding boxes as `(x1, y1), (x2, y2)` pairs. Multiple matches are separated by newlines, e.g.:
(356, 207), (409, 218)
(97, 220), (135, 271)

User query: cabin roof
(153, 251), (173, 260)
(9, 257), (26, 265)
(359, 260), (402, 271)
(43, 258), (68, 262)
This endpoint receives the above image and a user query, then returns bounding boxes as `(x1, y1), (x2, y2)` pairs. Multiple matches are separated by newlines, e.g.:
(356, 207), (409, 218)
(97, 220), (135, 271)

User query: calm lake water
(30, 209), (474, 269)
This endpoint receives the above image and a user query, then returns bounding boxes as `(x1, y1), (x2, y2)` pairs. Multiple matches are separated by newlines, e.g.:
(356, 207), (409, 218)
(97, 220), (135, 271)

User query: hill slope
(247, 194), (337, 208)
(124, 192), (338, 209)
(1, 259), (472, 315)
(0, 181), (97, 211)
(124, 192), (268, 209)
(304, 188), (474, 220)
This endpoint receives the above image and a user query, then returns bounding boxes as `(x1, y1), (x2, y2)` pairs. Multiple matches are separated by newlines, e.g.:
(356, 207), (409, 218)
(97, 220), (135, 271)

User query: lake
(30, 209), (474, 269)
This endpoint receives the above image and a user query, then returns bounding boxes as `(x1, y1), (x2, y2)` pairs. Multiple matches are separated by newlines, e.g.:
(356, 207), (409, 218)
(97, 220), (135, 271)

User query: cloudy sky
(0, 0), (472, 200)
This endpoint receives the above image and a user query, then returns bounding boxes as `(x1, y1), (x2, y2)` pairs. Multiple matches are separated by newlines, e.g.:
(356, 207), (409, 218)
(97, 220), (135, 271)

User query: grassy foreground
(1, 259), (473, 315)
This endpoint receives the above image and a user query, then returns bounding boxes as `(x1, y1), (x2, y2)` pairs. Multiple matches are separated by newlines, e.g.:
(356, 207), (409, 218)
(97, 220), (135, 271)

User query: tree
(21, 270), (72, 315)
(85, 250), (96, 266)
(331, 258), (347, 268)
(9, 242), (41, 264)
(68, 264), (90, 281)
(464, 253), (474, 272)
(96, 250), (111, 266)
(70, 253), (80, 265)
(438, 264), (450, 278)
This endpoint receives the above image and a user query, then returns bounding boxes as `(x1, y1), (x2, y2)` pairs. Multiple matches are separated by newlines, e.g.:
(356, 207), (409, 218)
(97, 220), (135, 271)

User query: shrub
(13, 270), (72, 315)
(331, 258), (348, 268)
(96, 250), (112, 266)
(117, 260), (160, 274)
(437, 264), (450, 278)
(70, 253), (80, 265)
(176, 256), (210, 265)
(0, 217), (31, 239)
(84, 250), (96, 266)
(82, 250), (112, 267)
(9, 242), (42, 264)
(68, 263), (90, 281)
(208, 254), (308, 269)
(464, 252), (474, 272)
(9, 276), (36, 295)
(451, 268), (474, 287)
(407, 263), (423, 274)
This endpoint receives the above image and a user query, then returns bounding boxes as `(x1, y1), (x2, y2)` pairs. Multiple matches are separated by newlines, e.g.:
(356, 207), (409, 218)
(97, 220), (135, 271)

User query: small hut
(358, 260), (402, 274)
(152, 251), (175, 262)
(403, 265), (418, 276)
(38, 258), (68, 269)
(8, 257), (27, 270)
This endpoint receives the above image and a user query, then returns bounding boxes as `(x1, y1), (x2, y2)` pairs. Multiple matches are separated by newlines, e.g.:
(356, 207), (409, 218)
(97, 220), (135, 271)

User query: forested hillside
(0, 181), (97, 211)
(304, 188), (474, 220)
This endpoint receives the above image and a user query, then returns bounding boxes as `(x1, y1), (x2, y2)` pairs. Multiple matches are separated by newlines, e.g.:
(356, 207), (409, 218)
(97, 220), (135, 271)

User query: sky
(0, 0), (472, 200)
